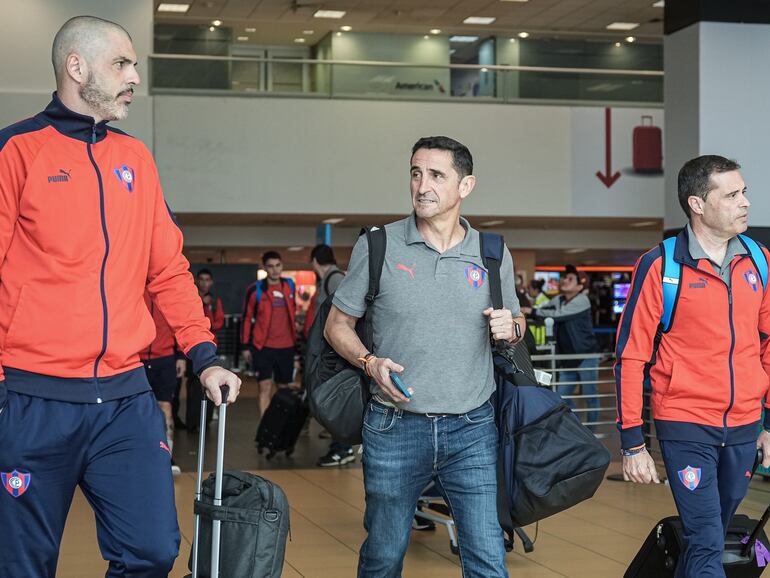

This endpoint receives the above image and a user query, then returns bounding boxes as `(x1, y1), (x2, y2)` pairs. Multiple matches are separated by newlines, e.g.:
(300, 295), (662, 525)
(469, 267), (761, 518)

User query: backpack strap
(361, 226), (387, 305)
(322, 269), (345, 296)
(660, 236), (680, 332)
(480, 232), (505, 311)
(739, 234), (769, 291)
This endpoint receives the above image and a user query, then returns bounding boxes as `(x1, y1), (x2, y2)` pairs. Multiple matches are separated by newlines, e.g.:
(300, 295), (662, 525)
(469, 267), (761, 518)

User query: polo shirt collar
(404, 213), (479, 257)
(686, 223), (746, 265)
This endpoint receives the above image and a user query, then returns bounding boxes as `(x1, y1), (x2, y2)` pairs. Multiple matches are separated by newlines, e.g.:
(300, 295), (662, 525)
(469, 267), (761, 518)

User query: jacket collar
(37, 93), (109, 144)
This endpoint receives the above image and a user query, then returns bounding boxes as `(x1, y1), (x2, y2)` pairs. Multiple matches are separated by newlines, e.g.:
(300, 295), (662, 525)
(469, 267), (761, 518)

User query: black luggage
(187, 387), (290, 578)
(255, 388), (309, 458)
(625, 510), (770, 577)
(626, 451), (770, 577)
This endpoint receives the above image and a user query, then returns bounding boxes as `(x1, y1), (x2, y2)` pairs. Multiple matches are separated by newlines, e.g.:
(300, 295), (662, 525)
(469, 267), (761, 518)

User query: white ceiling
(155, 0), (664, 46)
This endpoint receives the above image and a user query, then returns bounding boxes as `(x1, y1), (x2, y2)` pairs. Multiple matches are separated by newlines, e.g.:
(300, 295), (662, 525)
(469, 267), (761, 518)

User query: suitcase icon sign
(633, 115), (663, 174)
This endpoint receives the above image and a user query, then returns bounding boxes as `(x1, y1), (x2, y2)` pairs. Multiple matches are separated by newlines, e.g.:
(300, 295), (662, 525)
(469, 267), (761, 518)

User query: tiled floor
(56, 379), (770, 577)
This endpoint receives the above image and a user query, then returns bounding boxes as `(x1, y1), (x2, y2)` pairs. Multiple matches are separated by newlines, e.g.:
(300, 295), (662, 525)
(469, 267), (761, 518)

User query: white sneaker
(171, 462), (181, 477)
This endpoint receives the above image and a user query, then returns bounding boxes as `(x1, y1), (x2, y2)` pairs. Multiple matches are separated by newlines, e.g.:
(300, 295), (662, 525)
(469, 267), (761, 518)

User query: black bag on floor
(304, 226), (386, 445)
(187, 387), (290, 578)
(625, 510), (770, 578)
(481, 232), (610, 536)
(255, 388), (309, 458)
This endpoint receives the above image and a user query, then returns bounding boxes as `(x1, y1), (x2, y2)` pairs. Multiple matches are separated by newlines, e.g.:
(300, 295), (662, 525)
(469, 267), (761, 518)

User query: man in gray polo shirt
(326, 136), (524, 578)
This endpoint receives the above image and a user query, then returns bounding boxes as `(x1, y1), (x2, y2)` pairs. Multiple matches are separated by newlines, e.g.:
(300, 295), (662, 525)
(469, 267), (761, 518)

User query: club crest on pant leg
(678, 465), (701, 491)
(1, 470), (31, 498)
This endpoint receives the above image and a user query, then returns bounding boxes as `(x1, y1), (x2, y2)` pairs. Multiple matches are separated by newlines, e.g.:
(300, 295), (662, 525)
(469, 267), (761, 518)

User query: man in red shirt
(185, 268), (226, 432)
(242, 252), (297, 418)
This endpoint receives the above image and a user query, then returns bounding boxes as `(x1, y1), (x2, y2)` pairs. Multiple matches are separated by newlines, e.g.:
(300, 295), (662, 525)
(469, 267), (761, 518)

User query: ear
(687, 195), (704, 216)
(65, 52), (87, 84)
(459, 174), (476, 200)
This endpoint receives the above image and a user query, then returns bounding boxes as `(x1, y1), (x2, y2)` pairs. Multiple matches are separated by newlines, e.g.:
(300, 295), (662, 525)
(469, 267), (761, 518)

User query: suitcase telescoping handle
(191, 385), (230, 578)
(742, 449), (769, 558)
(641, 115), (653, 126)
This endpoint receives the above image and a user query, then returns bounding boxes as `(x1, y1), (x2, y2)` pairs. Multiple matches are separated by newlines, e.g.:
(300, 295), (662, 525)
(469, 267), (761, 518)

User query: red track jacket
(0, 95), (217, 402)
(615, 228), (770, 448)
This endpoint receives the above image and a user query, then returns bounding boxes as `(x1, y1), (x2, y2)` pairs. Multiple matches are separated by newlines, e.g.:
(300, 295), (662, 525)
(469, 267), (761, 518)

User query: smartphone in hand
(390, 372), (412, 398)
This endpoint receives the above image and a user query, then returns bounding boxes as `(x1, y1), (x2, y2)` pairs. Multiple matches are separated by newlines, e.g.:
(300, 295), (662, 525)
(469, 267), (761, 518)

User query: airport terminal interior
(4, 0), (770, 577)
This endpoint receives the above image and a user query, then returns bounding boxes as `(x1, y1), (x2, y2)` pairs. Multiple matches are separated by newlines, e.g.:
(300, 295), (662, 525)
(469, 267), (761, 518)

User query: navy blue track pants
(660, 440), (756, 578)
(0, 389), (180, 578)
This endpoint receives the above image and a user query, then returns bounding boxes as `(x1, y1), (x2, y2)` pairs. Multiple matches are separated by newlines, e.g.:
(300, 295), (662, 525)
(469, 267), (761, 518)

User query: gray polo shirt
(332, 214), (519, 414)
(686, 224), (746, 287)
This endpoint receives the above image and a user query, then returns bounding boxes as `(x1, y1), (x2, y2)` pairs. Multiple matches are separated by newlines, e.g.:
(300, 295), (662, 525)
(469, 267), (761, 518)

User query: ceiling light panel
(157, 3), (190, 13)
(463, 16), (496, 25)
(450, 36), (479, 43)
(606, 22), (640, 31)
(314, 10), (346, 19)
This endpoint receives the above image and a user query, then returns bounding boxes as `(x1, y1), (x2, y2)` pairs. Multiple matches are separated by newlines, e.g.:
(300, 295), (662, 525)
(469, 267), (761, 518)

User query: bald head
(52, 16), (132, 86)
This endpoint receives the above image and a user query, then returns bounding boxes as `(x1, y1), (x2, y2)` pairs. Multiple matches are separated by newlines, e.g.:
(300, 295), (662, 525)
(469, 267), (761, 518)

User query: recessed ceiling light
(424, 35), (430, 39)
(157, 3), (190, 13)
(625, 36), (636, 43)
(509, 38), (516, 43)
(294, 37), (306, 43)
(606, 22), (640, 31)
(565, 248), (588, 254)
(245, 27), (256, 32)
(518, 31), (529, 38)
(463, 16), (496, 25)
(303, 29), (315, 35)
(480, 220), (505, 227)
(630, 220), (658, 227)
(208, 26), (216, 32)
(340, 25), (352, 31)
(614, 42), (621, 47)
(652, 0), (664, 6)
(322, 217), (345, 224)
(287, 246), (304, 252)
(481, 67), (489, 72)
(430, 28), (442, 35)
(450, 35), (479, 43)
(314, 9), (346, 19)
(211, 20), (222, 26)
(237, 36), (249, 41)
(335, 31), (342, 37)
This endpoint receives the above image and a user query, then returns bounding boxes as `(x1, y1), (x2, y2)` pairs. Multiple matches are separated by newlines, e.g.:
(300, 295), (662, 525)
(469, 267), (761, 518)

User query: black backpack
(304, 226), (386, 445)
(480, 232), (610, 544)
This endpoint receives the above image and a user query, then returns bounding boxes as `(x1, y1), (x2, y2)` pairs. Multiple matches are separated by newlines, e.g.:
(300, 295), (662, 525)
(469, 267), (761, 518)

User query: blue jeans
(358, 399), (508, 578)
(557, 358), (599, 427)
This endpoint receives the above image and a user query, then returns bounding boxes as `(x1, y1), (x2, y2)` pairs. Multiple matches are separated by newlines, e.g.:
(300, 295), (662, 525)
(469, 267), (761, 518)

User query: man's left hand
(483, 308), (524, 344)
(757, 430), (770, 468)
(199, 366), (242, 405)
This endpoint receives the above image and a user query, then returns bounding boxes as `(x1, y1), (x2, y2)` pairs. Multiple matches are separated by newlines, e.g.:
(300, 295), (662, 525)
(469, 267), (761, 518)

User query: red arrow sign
(596, 107), (621, 188)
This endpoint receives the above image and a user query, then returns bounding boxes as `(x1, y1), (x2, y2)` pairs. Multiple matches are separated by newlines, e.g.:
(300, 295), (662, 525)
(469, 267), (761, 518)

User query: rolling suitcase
(625, 451), (770, 577)
(632, 115), (663, 174)
(187, 386), (290, 578)
(255, 388), (309, 459)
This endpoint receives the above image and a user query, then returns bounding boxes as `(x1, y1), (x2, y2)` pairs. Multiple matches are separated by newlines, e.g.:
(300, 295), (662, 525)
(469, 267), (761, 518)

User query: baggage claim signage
(570, 107), (665, 218)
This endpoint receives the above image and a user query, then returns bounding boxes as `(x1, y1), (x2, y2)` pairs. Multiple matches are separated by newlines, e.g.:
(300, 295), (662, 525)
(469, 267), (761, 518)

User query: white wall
(0, 0), (153, 146)
(154, 95), (664, 219)
(665, 21), (770, 229)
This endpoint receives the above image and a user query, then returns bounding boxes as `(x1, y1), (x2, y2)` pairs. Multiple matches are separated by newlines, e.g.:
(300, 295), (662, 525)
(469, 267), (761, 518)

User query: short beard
(79, 71), (129, 121)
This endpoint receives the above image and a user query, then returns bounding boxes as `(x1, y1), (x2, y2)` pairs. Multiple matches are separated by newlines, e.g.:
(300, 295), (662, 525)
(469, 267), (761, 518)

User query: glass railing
(149, 54), (663, 106)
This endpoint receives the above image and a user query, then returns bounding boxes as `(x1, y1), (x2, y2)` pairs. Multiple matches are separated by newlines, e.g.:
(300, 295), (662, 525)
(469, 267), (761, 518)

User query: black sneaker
(316, 449), (355, 467)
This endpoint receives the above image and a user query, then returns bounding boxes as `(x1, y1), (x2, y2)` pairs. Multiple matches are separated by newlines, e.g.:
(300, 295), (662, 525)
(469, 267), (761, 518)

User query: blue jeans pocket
(363, 402), (398, 433)
(462, 399), (495, 424)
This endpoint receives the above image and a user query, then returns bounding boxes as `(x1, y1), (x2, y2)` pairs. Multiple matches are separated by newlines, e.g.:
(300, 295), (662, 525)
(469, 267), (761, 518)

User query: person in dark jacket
(535, 265), (600, 427)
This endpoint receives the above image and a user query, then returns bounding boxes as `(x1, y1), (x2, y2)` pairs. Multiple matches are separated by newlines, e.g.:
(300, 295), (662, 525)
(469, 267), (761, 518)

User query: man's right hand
(242, 349), (252, 364)
(367, 356), (413, 403)
(622, 449), (661, 484)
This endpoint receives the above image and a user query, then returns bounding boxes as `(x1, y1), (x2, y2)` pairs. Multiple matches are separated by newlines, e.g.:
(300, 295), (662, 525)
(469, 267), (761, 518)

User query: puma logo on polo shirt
(397, 263), (416, 279)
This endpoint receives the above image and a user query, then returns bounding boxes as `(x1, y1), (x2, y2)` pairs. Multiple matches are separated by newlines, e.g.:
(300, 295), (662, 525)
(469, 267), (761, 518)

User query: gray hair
(52, 16), (132, 84)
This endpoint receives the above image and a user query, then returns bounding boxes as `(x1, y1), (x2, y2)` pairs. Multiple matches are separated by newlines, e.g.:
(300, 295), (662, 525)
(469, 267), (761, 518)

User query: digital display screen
(613, 299), (626, 314)
(613, 283), (631, 300)
(534, 271), (560, 294)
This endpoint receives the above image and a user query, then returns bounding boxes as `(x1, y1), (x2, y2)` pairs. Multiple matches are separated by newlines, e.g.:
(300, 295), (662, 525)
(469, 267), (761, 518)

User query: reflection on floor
(57, 379), (770, 577)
